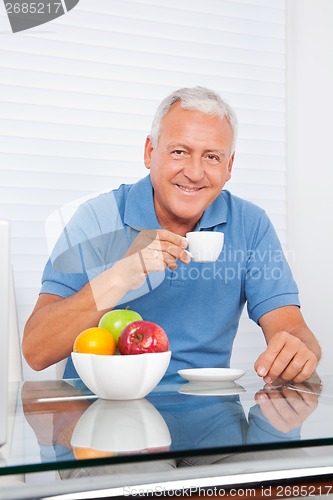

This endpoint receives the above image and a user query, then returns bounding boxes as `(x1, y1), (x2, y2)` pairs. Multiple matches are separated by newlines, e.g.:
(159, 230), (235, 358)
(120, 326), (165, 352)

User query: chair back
(0, 220), (10, 447)
(9, 268), (23, 383)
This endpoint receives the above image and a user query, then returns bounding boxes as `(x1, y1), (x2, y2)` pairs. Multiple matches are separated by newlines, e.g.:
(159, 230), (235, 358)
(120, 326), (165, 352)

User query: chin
(173, 203), (205, 220)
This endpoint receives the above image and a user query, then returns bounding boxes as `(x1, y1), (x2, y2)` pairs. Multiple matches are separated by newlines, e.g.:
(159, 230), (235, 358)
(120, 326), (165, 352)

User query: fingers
(255, 385), (318, 432)
(123, 229), (190, 288)
(255, 389), (297, 433)
(151, 230), (190, 265)
(279, 353), (317, 383)
(155, 229), (188, 249)
(254, 331), (318, 383)
(138, 230), (190, 272)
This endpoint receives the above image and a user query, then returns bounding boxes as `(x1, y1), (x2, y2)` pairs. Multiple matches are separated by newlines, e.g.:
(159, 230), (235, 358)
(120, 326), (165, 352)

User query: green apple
(98, 308), (143, 345)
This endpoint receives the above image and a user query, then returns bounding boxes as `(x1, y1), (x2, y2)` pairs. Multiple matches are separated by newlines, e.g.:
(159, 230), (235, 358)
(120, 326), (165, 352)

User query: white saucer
(178, 381), (246, 396)
(177, 368), (246, 383)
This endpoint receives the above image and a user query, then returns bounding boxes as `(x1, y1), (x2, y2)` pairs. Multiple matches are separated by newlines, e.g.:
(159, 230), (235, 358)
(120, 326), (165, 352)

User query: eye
(170, 149), (188, 159)
(204, 154), (221, 164)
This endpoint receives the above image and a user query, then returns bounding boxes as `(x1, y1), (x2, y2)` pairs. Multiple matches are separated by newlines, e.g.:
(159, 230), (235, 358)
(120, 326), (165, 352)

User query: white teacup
(185, 231), (224, 262)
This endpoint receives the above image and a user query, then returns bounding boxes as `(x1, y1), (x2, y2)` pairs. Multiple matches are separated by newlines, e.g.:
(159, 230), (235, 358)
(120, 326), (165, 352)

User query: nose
(183, 155), (205, 182)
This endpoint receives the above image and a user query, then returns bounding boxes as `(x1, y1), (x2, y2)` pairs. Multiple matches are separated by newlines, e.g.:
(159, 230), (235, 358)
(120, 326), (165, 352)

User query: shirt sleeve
(40, 202), (101, 298)
(40, 193), (128, 298)
(40, 257), (89, 298)
(245, 211), (300, 324)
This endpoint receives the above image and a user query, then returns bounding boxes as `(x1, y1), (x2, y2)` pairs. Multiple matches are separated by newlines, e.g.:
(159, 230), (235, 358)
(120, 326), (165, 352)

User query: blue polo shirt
(41, 175), (300, 378)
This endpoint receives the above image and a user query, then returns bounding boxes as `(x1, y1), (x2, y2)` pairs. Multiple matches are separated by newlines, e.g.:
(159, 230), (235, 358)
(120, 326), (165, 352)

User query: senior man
(23, 86), (320, 383)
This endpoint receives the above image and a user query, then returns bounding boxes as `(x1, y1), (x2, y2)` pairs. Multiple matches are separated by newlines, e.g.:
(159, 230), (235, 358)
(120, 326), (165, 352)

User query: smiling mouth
(176, 184), (204, 193)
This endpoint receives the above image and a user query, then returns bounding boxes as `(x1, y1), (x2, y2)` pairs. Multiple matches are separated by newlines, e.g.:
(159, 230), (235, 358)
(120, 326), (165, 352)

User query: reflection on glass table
(8, 371), (327, 471)
(71, 398), (171, 458)
(1, 371), (333, 500)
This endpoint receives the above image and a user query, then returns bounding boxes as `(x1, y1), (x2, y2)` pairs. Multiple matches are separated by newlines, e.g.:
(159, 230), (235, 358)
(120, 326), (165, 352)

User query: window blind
(0, 0), (286, 378)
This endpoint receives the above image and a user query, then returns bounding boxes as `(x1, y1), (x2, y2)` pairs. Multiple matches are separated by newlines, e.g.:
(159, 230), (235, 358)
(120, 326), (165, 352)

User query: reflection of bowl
(71, 398), (171, 454)
(71, 351), (171, 400)
(178, 381), (246, 396)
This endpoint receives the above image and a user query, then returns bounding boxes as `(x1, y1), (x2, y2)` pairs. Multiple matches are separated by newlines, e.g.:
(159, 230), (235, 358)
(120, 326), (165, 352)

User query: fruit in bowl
(118, 320), (169, 355)
(72, 319), (171, 400)
(71, 350), (171, 400)
(73, 327), (116, 355)
(98, 308), (142, 345)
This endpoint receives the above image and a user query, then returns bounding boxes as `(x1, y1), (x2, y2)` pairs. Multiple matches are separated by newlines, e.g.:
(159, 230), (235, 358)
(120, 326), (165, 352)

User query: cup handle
(184, 249), (193, 259)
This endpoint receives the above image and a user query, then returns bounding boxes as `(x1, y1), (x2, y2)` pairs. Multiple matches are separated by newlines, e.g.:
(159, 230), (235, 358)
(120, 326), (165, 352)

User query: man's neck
(156, 217), (199, 237)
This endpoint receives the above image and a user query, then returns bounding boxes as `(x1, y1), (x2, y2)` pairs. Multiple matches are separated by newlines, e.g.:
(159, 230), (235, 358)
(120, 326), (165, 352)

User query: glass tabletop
(1, 370), (333, 477)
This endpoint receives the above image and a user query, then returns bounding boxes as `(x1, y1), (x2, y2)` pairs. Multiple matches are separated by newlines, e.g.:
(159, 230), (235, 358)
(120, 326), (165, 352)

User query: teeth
(177, 185), (200, 192)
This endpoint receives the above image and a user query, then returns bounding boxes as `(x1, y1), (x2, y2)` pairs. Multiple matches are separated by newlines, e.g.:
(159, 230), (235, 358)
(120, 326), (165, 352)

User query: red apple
(118, 320), (169, 355)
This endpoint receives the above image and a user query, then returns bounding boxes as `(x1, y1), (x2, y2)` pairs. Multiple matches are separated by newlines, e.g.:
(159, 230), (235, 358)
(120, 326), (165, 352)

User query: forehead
(159, 102), (233, 147)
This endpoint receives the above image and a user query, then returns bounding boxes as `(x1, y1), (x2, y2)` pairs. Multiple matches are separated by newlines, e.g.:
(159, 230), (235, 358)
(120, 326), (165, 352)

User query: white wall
(6, 1), (332, 379)
(0, 0), (288, 380)
(287, 0), (333, 374)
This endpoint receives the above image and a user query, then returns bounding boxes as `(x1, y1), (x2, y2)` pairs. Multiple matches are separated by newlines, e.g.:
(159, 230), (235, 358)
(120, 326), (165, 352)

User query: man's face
(144, 102), (235, 233)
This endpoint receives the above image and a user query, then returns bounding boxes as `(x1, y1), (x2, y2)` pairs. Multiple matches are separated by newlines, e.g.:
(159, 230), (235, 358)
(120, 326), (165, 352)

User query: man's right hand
(117, 229), (190, 291)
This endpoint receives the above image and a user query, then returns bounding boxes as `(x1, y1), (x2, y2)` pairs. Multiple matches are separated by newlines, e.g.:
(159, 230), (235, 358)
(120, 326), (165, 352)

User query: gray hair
(150, 86), (238, 153)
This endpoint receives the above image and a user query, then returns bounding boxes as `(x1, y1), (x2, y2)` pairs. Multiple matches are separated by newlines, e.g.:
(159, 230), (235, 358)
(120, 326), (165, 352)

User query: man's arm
(254, 306), (321, 383)
(23, 230), (189, 371)
(22, 264), (129, 371)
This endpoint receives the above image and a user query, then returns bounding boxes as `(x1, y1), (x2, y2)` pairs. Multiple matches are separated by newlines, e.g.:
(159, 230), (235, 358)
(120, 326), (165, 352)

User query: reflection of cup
(71, 398), (171, 455)
(186, 231), (224, 262)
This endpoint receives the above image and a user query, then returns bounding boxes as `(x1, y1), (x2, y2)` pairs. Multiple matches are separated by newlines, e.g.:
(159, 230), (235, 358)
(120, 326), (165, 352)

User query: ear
(226, 152), (235, 181)
(144, 136), (154, 170)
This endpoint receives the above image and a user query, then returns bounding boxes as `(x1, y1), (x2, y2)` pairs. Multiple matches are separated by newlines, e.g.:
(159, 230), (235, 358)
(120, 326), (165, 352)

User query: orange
(73, 447), (117, 459)
(73, 327), (116, 355)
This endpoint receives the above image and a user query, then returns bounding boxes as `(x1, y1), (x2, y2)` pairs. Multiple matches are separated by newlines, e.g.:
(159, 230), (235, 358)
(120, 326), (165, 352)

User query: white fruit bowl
(71, 351), (171, 400)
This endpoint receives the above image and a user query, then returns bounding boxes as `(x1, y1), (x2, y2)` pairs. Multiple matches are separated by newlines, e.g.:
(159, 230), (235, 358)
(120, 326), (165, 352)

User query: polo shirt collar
(195, 191), (228, 229)
(124, 174), (228, 231)
(124, 175), (162, 230)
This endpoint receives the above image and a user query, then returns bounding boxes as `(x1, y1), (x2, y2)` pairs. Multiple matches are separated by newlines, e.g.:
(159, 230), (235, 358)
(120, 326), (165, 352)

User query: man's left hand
(254, 330), (318, 383)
